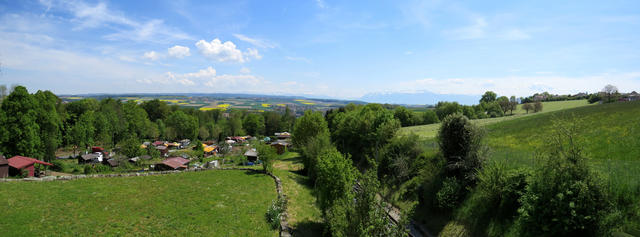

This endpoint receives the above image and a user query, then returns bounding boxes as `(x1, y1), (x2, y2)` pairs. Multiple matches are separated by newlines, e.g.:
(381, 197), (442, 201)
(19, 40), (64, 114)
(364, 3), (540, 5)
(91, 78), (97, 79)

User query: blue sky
(0, 0), (639, 100)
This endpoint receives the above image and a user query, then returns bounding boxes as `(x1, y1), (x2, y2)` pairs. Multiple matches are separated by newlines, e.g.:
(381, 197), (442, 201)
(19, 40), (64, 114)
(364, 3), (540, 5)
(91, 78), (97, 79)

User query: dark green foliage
(141, 99), (170, 122)
(422, 109), (439, 124)
(331, 104), (400, 164)
(299, 132), (332, 181)
(33, 90), (63, 161)
(263, 111), (282, 136)
(120, 136), (142, 158)
(315, 148), (356, 213)
(292, 110), (329, 148)
(256, 143), (277, 174)
(588, 93), (602, 104)
(166, 110), (198, 140)
(436, 177), (464, 209)
(435, 101), (463, 120)
(243, 113), (265, 136)
(0, 86), (42, 157)
(480, 91), (497, 103)
(394, 106), (414, 127)
(437, 113), (486, 185)
(456, 163), (529, 236)
(379, 134), (426, 186)
(515, 125), (611, 237)
(483, 102), (504, 118)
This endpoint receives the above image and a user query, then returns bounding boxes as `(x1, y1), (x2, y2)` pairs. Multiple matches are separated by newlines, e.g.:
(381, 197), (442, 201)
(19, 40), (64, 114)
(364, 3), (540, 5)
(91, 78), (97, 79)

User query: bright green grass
(273, 152), (324, 237)
(0, 170), (278, 237)
(399, 100), (593, 139)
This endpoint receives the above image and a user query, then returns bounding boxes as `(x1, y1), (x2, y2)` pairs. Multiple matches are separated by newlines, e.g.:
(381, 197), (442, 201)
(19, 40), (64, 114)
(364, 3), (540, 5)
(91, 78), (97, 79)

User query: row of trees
(0, 86), (297, 161)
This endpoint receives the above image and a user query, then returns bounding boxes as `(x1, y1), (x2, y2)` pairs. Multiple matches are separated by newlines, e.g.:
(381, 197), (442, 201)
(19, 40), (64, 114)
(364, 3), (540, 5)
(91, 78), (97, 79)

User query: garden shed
(7, 156), (53, 177)
(0, 155), (8, 178)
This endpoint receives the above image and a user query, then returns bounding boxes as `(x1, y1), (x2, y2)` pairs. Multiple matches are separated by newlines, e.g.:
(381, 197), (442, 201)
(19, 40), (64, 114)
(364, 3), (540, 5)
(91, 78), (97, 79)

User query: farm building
(7, 156), (53, 177)
(275, 132), (291, 140)
(271, 140), (291, 155)
(244, 149), (259, 162)
(0, 155), (8, 178)
(155, 146), (169, 157)
(79, 153), (103, 164)
(156, 157), (190, 170)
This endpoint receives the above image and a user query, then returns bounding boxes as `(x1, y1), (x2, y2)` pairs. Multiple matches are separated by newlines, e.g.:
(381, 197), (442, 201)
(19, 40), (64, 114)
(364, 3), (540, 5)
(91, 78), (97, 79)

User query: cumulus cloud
(195, 38), (262, 63)
(167, 45), (190, 58)
(142, 51), (160, 61)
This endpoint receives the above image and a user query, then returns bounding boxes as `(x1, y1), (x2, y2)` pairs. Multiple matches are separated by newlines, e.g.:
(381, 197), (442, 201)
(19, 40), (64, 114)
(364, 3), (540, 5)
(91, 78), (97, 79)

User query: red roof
(7, 156), (53, 169)
(92, 146), (104, 152)
(162, 157), (190, 169)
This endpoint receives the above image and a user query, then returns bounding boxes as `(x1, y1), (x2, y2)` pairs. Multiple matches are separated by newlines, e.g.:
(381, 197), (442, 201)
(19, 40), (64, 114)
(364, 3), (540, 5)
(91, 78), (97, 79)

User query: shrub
(437, 177), (464, 210)
(84, 165), (94, 174)
(94, 164), (111, 173)
(265, 197), (286, 230)
(437, 113), (487, 186)
(515, 129), (611, 236)
(299, 133), (332, 181)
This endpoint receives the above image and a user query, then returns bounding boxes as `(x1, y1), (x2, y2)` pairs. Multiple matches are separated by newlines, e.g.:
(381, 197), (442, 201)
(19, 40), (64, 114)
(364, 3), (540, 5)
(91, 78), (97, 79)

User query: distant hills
(359, 91), (480, 105)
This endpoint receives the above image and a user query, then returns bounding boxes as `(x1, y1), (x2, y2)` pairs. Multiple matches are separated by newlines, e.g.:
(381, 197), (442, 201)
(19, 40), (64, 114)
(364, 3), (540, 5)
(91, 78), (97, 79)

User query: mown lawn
(399, 100), (593, 138)
(272, 152), (324, 237)
(0, 170), (278, 237)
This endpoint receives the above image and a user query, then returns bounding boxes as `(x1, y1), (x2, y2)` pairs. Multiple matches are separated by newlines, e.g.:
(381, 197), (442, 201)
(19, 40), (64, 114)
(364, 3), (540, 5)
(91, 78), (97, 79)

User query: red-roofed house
(7, 156), (53, 177)
(92, 146), (104, 153)
(156, 157), (190, 170)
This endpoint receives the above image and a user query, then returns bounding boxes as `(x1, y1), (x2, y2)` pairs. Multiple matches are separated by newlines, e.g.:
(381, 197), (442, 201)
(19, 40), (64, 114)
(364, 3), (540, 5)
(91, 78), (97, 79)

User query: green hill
(399, 100), (593, 139)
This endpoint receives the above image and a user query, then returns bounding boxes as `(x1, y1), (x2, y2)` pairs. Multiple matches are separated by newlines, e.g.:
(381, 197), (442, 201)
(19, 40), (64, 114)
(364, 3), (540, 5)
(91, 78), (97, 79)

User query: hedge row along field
(0, 170), (278, 236)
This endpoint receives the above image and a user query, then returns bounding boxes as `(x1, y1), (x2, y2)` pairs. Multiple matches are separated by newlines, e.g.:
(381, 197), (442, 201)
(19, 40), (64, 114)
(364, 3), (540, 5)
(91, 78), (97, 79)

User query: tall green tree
(292, 110), (330, 148)
(166, 110), (198, 140)
(141, 99), (170, 122)
(33, 90), (63, 161)
(243, 113), (265, 136)
(0, 86), (42, 157)
(480, 91), (497, 103)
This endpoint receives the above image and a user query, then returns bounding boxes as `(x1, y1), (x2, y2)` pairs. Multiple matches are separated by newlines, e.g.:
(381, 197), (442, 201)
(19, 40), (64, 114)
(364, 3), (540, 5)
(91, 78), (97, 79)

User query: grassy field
(272, 152), (324, 236)
(399, 100), (592, 139)
(0, 170), (278, 236)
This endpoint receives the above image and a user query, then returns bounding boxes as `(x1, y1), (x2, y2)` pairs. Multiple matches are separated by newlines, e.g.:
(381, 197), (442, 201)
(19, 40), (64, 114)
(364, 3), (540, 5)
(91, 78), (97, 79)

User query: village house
(271, 140), (291, 155)
(244, 149), (258, 162)
(7, 156), (53, 177)
(0, 155), (8, 178)
(79, 153), (103, 164)
(155, 157), (190, 170)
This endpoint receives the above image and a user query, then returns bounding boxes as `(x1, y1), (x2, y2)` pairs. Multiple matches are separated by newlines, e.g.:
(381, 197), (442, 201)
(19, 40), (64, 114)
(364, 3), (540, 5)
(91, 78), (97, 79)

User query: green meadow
(399, 100), (593, 139)
(0, 170), (278, 237)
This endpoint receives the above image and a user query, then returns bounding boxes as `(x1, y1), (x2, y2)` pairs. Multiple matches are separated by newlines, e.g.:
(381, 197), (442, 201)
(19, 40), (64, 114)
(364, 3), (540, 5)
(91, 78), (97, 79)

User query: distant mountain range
(359, 91), (480, 105)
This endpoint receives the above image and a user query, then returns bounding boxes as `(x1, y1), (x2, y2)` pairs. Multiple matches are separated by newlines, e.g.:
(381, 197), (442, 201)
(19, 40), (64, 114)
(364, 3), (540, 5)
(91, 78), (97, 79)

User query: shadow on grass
(292, 220), (325, 237)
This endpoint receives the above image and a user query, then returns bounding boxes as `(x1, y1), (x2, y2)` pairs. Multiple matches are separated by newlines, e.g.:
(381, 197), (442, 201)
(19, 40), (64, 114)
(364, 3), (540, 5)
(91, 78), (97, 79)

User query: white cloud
(233, 34), (276, 49)
(285, 56), (311, 63)
(40, 0), (192, 43)
(167, 45), (190, 58)
(195, 38), (262, 63)
(142, 51), (160, 61)
(240, 67), (251, 74)
(315, 0), (327, 9)
(245, 48), (262, 60)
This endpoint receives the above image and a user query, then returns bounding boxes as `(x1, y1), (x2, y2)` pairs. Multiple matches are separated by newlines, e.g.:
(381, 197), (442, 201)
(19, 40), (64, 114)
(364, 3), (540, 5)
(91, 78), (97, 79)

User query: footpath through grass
(400, 100), (592, 139)
(0, 170), (278, 237)
(273, 152), (324, 237)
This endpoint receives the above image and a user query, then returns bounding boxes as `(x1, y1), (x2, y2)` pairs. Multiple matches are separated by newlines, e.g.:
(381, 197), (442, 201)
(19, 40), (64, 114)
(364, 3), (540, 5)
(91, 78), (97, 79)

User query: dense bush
(422, 109), (439, 124)
(437, 177), (464, 209)
(299, 132), (332, 181)
(515, 142), (611, 236)
(437, 113), (486, 185)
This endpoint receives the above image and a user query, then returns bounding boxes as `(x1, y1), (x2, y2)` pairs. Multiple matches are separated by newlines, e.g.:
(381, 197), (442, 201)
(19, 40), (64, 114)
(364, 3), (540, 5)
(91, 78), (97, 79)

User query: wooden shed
(7, 156), (53, 177)
(0, 155), (8, 178)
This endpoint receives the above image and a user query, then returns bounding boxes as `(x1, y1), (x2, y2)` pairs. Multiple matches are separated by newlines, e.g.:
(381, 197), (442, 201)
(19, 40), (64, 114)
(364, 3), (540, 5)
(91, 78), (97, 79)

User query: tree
(263, 111), (282, 136)
(70, 111), (96, 155)
(315, 148), (357, 235)
(602, 84), (618, 103)
(166, 110), (198, 140)
(394, 106), (414, 127)
(280, 106), (296, 132)
(480, 91), (497, 103)
(0, 86), (42, 157)
(588, 93), (601, 104)
(332, 104), (400, 165)
(422, 109), (439, 124)
(533, 101), (543, 113)
(242, 113), (265, 136)
(435, 101), (463, 120)
(497, 96), (510, 115)
(256, 143), (277, 174)
(120, 135), (142, 158)
(292, 110), (330, 148)
(141, 99), (170, 122)
(33, 90), (63, 161)
(509, 96), (518, 114)
(198, 126), (210, 140)
(522, 103), (533, 114)
(437, 113), (486, 185)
